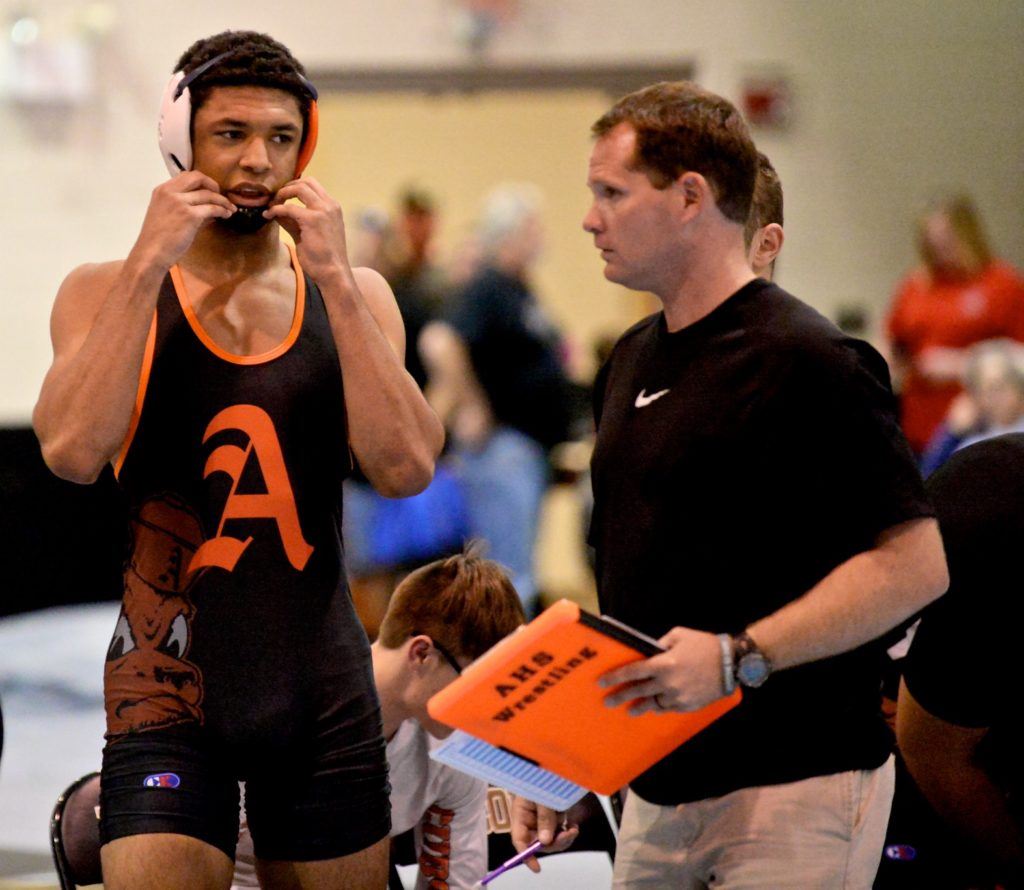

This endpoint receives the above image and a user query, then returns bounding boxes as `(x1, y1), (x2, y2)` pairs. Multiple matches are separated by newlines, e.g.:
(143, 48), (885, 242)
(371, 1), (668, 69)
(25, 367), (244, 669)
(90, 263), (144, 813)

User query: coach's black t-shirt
(902, 434), (1023, 808)
(590, 277), (933, 804)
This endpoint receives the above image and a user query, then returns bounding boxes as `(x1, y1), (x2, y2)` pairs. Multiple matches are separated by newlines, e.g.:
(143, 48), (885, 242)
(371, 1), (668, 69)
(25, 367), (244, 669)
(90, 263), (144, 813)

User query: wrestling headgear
(156, 50), (319, 179)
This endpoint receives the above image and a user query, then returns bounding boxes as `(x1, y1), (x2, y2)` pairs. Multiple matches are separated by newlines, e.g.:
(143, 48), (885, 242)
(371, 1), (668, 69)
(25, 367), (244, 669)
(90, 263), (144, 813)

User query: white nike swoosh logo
(635, 388), (670, 408)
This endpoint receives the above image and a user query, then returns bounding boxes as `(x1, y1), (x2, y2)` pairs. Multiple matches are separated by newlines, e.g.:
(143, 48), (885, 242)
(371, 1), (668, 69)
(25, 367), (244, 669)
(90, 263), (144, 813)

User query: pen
(480, 839), (544, 885)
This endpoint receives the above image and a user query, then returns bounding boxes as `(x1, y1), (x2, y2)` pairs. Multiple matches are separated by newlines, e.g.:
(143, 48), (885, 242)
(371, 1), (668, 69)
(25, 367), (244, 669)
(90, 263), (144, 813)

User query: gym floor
(0, 604), (112, 889)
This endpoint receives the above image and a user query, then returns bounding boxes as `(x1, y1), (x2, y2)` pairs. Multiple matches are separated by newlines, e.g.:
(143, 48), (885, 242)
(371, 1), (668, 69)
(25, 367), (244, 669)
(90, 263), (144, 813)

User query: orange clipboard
(427, 598), (741, 795)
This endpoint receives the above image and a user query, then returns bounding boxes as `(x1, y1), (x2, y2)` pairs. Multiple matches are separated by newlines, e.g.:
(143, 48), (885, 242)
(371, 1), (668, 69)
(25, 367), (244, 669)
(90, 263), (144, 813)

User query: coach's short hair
(593, 81), (758, 225)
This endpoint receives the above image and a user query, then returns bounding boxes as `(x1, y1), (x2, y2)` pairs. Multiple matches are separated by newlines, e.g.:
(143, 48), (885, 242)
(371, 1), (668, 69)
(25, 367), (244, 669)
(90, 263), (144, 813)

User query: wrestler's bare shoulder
(351, 265), (392, 298)
(50, 260), (130, 338)
(57, 259), (127, 301)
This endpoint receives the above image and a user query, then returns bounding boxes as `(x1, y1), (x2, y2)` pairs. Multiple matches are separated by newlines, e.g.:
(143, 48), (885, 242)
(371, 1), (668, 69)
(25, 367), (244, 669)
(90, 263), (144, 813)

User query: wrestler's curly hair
(174, 31), (314, 137)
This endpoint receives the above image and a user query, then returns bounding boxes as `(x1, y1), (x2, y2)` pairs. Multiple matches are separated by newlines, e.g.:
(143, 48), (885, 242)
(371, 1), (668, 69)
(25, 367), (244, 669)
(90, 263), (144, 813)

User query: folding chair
(50, 771), (103, 889)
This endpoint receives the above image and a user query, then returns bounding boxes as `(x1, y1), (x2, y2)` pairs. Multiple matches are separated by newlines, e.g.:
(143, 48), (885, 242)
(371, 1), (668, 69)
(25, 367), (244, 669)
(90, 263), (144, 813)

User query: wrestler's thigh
(254, 834), (389, 890)
(101, 832), (234, 890)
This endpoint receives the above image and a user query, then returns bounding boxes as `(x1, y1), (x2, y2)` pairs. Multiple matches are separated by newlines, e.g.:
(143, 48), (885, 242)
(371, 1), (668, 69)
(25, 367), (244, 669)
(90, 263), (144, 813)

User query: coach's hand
(133, 172), (235, 270)
(263, 178), (352, 284)
(510, 797), (579, 873)
(599, 626), (724, 715)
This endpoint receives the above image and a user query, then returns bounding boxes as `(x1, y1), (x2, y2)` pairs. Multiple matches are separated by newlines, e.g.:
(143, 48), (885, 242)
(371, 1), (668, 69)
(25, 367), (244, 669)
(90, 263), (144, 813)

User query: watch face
(737, 652), (770, 688)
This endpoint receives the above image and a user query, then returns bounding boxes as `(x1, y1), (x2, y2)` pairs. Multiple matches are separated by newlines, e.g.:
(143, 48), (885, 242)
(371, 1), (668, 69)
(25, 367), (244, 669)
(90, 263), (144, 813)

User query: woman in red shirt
(887, 195), (1024, 455)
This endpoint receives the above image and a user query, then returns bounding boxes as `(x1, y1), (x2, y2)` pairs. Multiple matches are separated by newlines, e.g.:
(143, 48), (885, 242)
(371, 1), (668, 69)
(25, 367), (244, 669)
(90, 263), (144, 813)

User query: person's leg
(456, 427), (548, 609)
(99, 730), (242, 890)
(245, 664), (391, 890)
(696, 757), (896, 889)
(101, 833), (234, 890)
(612, 789), (707, 889)
(254, 835), (389, 890)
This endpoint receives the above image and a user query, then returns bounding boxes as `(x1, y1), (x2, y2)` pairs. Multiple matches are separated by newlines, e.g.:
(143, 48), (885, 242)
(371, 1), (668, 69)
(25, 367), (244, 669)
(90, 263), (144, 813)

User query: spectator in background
(886, 195), (1024, 455)
(898, 434), (1024, 888)
(384, 188), (448, 389)
(343, 190), (466, 639)
(919, 338), (1024, 476)
(420, 184), (572, 613)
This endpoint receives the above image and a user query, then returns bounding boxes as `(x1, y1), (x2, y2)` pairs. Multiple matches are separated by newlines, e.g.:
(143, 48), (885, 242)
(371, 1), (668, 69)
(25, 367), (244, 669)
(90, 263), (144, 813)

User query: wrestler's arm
(33, 261), (149, 483)
(266, 178), (444, 497)
(33, 172), (235, 483)
(897, 679), (1024, 881)
(321, 265), (444, 497)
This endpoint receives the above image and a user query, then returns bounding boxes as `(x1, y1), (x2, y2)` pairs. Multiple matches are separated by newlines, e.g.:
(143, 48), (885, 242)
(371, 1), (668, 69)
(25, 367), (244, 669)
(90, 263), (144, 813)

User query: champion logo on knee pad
(883, 844), (917, 861)
(143, 773), (181, 789)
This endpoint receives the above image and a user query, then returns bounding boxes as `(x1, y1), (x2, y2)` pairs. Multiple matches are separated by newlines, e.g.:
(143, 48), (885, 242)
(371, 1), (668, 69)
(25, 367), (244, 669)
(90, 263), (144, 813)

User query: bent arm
(419, 321), (494, 447)
(34, 171), (236, 483)
(897, 679), (1024, 879)
(319, 266), (444, 497)
(32, 257), (166, 483)
(747, 517), (948, 669)
(602, 518), (948, 714)
(420, 778), (488, 890)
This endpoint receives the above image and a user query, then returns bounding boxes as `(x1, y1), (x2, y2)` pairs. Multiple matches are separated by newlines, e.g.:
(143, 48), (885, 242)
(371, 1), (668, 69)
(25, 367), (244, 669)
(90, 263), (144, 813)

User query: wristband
(717, 633), (736, 695)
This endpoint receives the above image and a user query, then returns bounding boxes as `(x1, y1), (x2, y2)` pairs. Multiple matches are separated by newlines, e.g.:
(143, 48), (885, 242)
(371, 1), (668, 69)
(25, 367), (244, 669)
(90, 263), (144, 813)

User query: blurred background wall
(0, 0), (1022, 611)
(2, 0), (1023, 421)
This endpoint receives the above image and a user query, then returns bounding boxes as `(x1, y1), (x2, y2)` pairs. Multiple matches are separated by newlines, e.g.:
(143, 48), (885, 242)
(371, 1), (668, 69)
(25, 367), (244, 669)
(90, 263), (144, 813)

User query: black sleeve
(777, 336), (935, 545)
(902, 434), (1024, 727)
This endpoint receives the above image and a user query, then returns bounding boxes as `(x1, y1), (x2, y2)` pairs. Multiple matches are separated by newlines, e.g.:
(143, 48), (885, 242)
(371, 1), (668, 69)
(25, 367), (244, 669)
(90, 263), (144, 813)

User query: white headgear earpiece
(156, 50), (319, 179)
(157, 51), (235, 177)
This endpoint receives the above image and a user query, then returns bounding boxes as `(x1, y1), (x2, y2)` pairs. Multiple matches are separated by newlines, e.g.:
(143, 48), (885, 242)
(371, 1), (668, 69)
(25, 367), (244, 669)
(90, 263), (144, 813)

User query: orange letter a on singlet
(188, 404), (314, 575)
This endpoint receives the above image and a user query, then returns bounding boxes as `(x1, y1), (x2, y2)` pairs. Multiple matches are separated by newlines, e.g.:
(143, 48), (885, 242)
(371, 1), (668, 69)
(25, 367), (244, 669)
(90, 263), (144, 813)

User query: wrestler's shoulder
(59, 259), (126, 297)
(51, 260), (130, 329)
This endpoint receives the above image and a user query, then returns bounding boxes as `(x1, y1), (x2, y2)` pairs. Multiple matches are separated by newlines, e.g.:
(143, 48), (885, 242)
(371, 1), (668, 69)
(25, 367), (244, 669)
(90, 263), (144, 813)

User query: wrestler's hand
(132, 172), (236, 270)
(263, 178), (353, 284)
(510, 797), (579, 873)
(599, 626), (724, 715)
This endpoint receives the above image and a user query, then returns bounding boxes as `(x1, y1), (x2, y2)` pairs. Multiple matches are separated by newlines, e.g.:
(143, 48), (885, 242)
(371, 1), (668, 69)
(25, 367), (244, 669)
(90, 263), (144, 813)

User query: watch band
(732, 630), (773, 688)
(733, 631), (759, 661)
(717, 633), (736, 695)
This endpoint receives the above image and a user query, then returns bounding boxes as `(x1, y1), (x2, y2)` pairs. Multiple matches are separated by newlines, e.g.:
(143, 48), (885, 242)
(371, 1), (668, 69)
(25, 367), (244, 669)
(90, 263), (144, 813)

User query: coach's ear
(673, 171), (713, 222)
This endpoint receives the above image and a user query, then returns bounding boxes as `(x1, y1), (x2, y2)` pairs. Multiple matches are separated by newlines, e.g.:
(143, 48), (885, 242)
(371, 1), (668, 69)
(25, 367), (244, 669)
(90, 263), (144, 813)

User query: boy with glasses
(235, 549), (525, 889)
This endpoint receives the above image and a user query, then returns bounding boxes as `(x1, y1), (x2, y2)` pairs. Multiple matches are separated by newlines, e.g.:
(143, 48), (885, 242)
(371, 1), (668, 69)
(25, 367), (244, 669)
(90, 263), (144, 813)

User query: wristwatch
(731, 631), (772, 688)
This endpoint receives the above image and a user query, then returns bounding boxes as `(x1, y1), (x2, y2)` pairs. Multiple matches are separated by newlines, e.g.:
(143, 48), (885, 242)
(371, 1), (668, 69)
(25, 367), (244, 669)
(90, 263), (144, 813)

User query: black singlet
(105, 246), (371, 754)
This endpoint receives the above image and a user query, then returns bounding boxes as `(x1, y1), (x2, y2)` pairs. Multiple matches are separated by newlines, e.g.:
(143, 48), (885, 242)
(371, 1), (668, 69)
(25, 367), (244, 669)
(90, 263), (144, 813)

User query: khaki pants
(613, 756), (895, 889)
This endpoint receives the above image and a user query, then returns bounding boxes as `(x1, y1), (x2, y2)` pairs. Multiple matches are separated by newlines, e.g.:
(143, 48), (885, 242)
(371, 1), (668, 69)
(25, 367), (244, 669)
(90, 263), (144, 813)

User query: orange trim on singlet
(113, 314), (158, 480)
(170, 243), (306, 365)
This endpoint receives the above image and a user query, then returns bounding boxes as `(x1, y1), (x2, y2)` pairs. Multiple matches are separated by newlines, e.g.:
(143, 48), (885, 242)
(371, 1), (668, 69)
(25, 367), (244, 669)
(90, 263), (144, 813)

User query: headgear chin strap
(157, 50), (319, 179)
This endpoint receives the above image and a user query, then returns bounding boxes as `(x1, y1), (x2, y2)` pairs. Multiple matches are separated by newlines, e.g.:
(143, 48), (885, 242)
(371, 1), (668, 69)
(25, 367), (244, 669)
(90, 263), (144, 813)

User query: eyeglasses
(413, 632), (463, 676)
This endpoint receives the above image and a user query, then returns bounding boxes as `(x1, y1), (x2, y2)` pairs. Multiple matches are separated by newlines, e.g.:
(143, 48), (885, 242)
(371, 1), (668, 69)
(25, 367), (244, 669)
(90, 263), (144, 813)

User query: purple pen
(480, 839), (545, 885)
